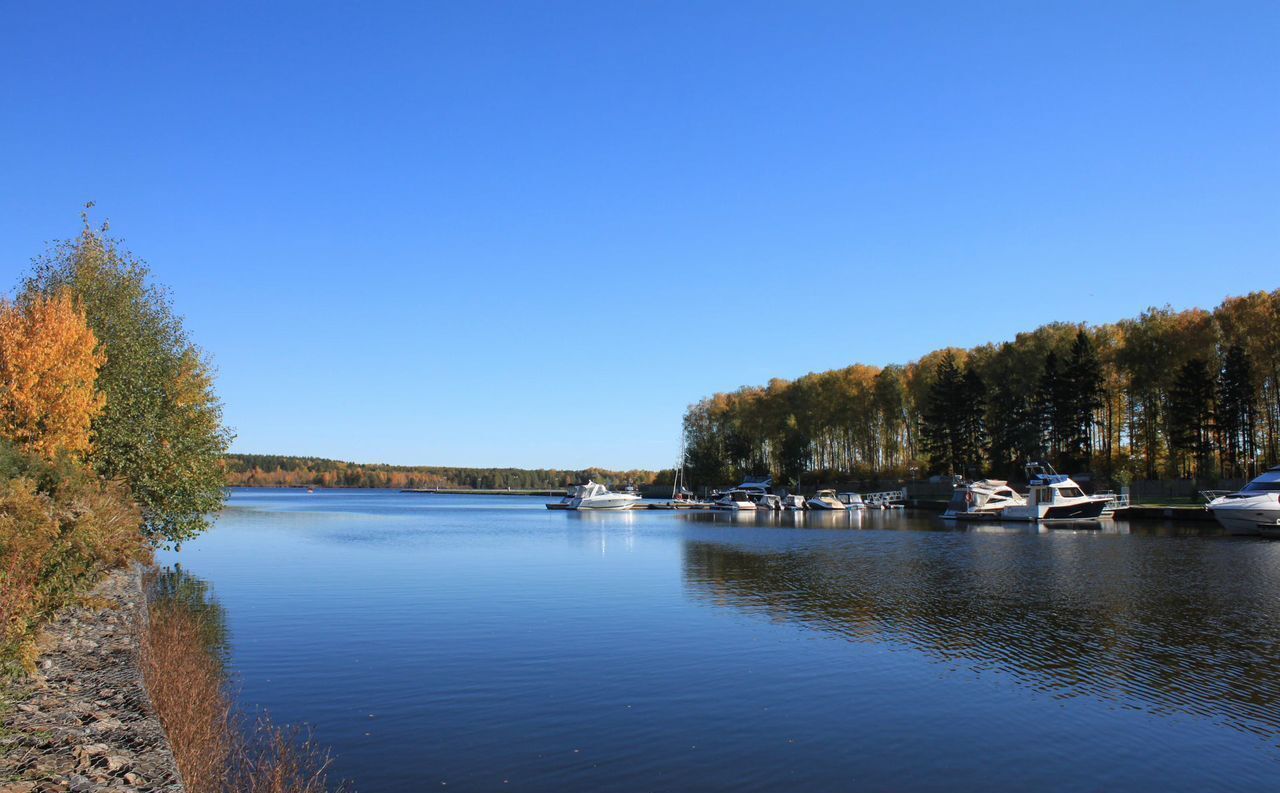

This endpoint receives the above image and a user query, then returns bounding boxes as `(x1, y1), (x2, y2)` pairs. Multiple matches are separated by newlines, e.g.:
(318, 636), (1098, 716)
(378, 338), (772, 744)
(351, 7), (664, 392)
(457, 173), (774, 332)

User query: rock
(0, 782), (37, 793)
(104, 754), (130, 773)
(121, 772), (144, 786)
(89, 717), (124, 732)
(76, 742), (108, 757)
(66, 776), (93, 793)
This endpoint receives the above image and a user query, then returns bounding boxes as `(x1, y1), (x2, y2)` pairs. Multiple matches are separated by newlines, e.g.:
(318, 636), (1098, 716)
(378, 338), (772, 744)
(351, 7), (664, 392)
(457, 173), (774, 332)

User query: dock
(402, 488), (567, 497)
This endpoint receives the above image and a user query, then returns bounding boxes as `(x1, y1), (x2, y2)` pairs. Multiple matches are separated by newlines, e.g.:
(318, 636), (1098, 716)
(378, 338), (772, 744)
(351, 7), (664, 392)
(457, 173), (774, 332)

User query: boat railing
(1199, 489), (1235, 502)
(1094, 491), (1129, 512)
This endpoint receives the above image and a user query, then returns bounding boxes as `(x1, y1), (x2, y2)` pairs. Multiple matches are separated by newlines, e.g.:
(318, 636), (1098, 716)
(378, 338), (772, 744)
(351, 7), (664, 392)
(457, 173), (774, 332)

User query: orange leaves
(0, 290), (106, 458)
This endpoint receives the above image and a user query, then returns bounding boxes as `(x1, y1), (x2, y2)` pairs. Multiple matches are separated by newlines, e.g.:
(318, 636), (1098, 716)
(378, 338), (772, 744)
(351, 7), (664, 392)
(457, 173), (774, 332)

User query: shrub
(0, 441), (147, 671)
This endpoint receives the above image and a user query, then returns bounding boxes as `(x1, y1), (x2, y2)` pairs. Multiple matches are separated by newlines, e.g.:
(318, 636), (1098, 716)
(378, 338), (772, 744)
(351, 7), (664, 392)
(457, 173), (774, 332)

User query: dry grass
(141, 569), (351, 793)
(141, 596), (234, 793)
(232, 718), (343, 793)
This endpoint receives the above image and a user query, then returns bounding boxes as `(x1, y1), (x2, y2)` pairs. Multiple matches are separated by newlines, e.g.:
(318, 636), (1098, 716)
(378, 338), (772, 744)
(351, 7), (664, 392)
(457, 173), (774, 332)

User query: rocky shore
(1, 566), (183, 792)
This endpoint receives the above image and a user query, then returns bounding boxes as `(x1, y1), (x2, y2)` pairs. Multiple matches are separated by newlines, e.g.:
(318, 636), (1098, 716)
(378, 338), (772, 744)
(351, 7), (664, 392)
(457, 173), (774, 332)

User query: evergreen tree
(921, 352), (964, 474)
(1167, 358), (1216, 477)
(1034, 351), (1068, 466)
(1062, 329), (1104, 470)
(921, 352), (987, 476)
(957, 367), (988, 475)
(1217, 344), (1257, 478)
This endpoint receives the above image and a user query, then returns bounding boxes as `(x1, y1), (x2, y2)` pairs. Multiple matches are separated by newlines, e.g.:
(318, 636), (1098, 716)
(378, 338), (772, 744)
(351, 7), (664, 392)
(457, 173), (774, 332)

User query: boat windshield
(1057, 486), (1083, 498)
(1242, 481), (1280, 492)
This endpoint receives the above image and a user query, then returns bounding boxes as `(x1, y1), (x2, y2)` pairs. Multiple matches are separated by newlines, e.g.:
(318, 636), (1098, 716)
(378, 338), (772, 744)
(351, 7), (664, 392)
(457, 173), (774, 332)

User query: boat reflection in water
(680, 520), (1280, 740)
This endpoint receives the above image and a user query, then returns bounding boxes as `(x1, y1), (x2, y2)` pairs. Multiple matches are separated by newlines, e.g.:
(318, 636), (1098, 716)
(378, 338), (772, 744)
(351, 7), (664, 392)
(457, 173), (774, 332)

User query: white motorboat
(808, 489), (846, 510)
(1207, 466), (1280, 536)
(712, 489), (757, 511)
(781, 494), (807, 510)
(999, 463), (1109, 522)
(837, 492), (866, 511)
(942, 479), (1027, 520)
(570, 481), (642, 511)
(754, 494), (783, 511)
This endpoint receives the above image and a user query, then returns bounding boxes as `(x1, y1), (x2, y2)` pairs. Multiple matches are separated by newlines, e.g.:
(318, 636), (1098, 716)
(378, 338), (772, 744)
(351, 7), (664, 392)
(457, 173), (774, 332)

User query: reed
(140, 568), (350, 793)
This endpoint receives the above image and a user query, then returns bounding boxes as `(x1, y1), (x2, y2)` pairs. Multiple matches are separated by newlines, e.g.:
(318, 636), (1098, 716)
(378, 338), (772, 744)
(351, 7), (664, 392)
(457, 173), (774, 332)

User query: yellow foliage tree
(0, 290), (106, 458)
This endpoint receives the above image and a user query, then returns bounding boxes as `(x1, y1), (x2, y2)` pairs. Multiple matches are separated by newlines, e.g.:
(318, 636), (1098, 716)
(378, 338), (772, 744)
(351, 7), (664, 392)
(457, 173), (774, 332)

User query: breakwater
(402, 487), (567, 496)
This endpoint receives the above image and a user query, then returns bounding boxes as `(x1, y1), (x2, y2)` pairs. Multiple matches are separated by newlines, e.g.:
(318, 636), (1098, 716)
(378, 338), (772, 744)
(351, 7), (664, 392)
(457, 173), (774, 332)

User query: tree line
(224, 453), (665, 490)
(682, 290), (1280, 488)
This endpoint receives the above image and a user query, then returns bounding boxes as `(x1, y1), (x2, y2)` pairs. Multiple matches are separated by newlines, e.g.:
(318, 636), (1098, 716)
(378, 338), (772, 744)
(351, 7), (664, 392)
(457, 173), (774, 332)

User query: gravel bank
(1, 565), (183, 792)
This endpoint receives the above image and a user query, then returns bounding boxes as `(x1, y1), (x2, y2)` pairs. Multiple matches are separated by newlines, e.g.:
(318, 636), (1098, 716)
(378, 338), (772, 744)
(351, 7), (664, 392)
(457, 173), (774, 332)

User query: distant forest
(224, 454), (666, 490)
(683, 289), (1280, 487)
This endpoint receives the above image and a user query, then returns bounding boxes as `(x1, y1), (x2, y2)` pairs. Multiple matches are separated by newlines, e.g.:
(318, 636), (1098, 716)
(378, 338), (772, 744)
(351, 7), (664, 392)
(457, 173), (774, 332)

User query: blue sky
(1, 2), (1276, 470)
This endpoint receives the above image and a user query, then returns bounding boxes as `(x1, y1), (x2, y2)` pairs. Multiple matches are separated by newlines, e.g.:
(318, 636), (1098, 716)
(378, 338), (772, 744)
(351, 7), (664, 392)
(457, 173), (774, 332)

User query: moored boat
(570, 481), (642, 511)
(999, 463), (1109, 522)
(808, 489), (845, 510)
(1207, 466), (1280, 536)
(838, 492), (866, 511)
(781, 494), (807, 510)
(942, 479), (1027, 520)
(712, 489), (757, 511)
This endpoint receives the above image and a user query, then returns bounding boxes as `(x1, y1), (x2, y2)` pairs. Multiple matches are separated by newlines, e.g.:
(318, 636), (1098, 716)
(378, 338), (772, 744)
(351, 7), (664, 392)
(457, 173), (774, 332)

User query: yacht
(570, 481), (642, 511)
(837, 492), (866, 511)
(942, 479), (1027, 520)
(999, 463), (1109, 522)
(1206, 466), (1280, 536)
(712, 490), (757, 511)
(808, 489), (846, 510)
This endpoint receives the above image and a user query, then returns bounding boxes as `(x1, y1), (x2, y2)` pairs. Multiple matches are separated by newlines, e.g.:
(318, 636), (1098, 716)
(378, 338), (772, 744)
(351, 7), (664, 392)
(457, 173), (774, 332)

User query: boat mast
(673, 434), (686, 500)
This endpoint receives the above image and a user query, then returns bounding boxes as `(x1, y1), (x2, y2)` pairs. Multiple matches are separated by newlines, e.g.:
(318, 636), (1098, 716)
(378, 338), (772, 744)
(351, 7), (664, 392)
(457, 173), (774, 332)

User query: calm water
(160, 488), (1280, 791)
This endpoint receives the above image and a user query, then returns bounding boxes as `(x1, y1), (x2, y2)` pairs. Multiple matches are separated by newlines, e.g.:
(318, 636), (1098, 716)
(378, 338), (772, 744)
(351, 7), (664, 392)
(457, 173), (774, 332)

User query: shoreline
(1, 566), (183, 792)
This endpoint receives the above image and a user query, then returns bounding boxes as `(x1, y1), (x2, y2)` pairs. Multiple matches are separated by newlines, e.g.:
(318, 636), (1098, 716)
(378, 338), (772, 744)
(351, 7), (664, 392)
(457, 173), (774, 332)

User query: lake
(160, 488), (1280, 791)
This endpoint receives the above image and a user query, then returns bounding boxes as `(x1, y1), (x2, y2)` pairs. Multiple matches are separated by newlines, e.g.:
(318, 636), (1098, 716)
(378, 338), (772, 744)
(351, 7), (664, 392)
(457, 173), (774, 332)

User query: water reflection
(563, 508), (637, 555)
(682, 526), (1280, 738)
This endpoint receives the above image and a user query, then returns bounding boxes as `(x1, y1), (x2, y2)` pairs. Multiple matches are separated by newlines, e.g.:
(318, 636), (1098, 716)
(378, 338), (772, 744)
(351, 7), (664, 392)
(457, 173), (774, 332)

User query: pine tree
(957, 367), (988, 475)
(1217, 344), (1257, 478)
(1062, 330), (1104, 469)
(921, 352), (964, 475)
(1167, 358), (1215, 477)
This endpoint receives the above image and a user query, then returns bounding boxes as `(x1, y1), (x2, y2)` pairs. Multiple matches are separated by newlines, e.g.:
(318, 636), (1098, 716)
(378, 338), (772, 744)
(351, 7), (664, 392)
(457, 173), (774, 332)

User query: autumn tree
(0, 290), (106, 458)
(23, 217), (232, 546)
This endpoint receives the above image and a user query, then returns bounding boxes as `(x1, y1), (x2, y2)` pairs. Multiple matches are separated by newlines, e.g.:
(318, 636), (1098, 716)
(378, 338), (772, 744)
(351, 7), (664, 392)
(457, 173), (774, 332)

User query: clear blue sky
(1, 2), (1276, 470)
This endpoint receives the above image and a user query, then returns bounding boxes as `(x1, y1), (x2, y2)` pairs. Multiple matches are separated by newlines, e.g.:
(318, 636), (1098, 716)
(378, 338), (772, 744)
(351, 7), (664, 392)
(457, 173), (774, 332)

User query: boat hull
(808, 501), (844, 510)
(1208, 503), (1280, 536)
(575, 496), (642, 510)
(1002, 499), (1108, 522)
